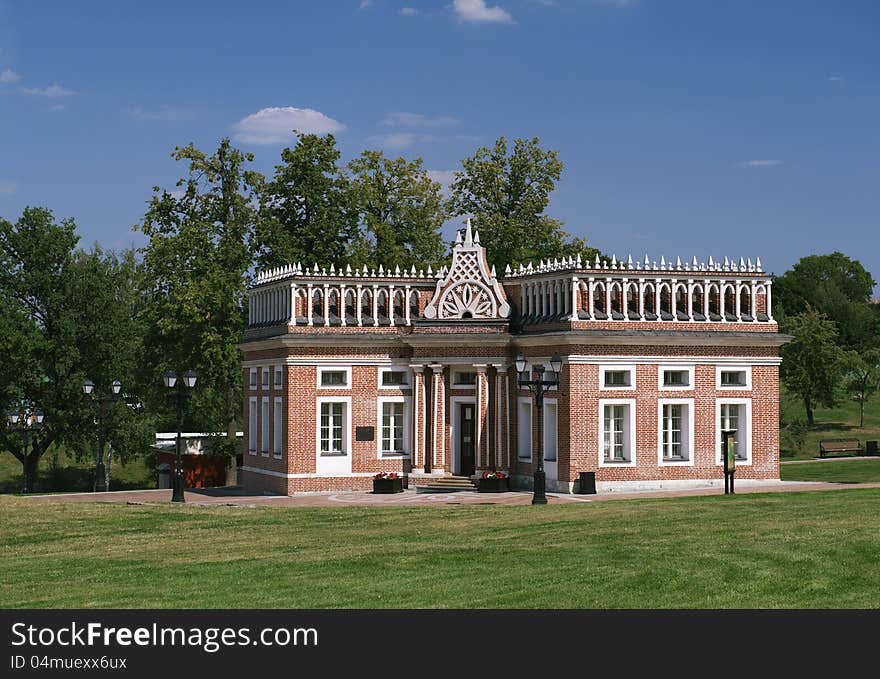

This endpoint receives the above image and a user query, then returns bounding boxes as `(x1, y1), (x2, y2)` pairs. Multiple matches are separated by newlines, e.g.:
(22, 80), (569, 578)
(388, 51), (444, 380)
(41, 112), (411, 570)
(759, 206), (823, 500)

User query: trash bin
(577, 471), (596, 495)
(867, 441), (878, 456)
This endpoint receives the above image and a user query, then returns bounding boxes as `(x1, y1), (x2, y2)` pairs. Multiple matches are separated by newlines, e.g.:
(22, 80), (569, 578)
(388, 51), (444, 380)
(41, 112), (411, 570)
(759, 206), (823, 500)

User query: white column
(687, 280), (694, 320)
(605, 279), (612, 317)
(735, 283), (742, 321)
(405, 285), (412, 326)
(622, 278), (630, 320)
(306, 284), (313, 326)
(570, 277), (578, 319)
(356, 284), (363, 326)
(323, 284), (330, 326)
(703, 279), (711, 318)
(638, 279), (645, 319)
(719, 280), (726, 321)
(671, 279), (678, 319)
(289, 284), (297, 326)
(389, 285), (396, 327)
(494, 367), (503, 468)
(766, 281), (773, 320)
(372, 285), (379, 327)
(588, 279), (595, 318)
(475, 365), (487, 469)
(340, 285), (347, 326)
(750, 281), (758, 321)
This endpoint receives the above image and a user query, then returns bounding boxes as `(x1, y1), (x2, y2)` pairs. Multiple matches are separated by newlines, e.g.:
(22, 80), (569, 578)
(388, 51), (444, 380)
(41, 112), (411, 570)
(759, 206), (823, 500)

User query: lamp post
(163, 370), (198, 503)
(515, 352), (563, 505)
(82, 378), (122, 492)
(6, 401), (44, 494)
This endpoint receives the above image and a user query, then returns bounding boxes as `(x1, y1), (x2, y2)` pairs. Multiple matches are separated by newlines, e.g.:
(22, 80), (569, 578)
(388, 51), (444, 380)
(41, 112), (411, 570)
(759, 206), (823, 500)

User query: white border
(516, 396), (533, 461)
(273, 396), (283, 459)
(261, 366), (270, 390)
(716, 365), (752, 390)
(658, 364), (695, 391)
(316, 365), (352, 390)
(598, 398), (637, 467)
(248, 397), (257, 454)
(260, 396), (270, 456)
(274, 365), (283, 391)
(316, 396), (352, 474)
(450, 395), (477, 476)
(451, 369), (478, 390)
(657, 398), (695, 466)
(599, 364), (636, 391)
(567, 355), (781, 366)
(378, 367), (412, 390)
(376, 395), (411, 458)
(249, 367), (257, 391)
(715, 397), (752, 466)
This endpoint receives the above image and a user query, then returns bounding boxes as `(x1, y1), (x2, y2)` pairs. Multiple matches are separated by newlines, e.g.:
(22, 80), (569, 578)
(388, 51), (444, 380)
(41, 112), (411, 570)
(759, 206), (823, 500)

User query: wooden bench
(818, 439), (863, 458)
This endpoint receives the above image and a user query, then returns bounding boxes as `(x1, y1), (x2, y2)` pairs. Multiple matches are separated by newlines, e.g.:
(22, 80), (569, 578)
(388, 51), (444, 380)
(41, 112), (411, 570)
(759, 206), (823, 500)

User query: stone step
(414, 476), (478, 493)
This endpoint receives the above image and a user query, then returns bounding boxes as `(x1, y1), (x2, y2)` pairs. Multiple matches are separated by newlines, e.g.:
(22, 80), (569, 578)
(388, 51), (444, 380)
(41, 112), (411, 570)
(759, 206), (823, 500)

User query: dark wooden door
(459, 404), (476, 476)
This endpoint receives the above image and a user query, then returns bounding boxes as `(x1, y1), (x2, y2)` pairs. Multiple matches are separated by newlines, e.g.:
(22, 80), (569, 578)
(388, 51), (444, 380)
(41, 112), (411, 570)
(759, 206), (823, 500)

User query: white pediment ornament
(423, 220), (511, 321)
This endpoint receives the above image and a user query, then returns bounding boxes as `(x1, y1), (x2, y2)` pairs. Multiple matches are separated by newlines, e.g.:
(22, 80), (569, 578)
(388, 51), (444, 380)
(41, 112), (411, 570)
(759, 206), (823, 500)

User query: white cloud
(453, 0), (514, 24)
(0, 68), (21, 83)
(232, 107), (346, 144)
(366, 132), (444, 149)
(828, 75), (843, 82)
(22, 83), (76, 97)
(742, 159), (783, 168)
(0, 181), (18, 194)
(359, 0), (373, 8)
(400, 7), (418, 16)
(383, 111), (460, 127)
(126, 106), (195, 121)
(427, 170), (457, 195)
(594, 0), (635, 6)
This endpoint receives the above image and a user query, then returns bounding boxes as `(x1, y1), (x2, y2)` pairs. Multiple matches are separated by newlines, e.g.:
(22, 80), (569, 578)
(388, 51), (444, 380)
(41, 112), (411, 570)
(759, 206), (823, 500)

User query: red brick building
(240, 221), (788, 495)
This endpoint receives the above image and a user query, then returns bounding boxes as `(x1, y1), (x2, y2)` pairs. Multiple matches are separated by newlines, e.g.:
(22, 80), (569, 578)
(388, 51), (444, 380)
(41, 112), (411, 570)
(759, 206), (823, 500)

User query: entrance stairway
(415, 475), (478, 494)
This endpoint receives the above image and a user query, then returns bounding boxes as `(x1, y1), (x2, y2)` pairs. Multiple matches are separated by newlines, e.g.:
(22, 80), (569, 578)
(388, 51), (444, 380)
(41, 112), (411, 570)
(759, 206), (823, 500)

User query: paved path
(23, 480), (880, 508)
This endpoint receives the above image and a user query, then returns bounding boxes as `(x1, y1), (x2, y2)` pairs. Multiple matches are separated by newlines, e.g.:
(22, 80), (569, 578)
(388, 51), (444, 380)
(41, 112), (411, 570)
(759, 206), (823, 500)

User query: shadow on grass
(0, 466), (154, 495)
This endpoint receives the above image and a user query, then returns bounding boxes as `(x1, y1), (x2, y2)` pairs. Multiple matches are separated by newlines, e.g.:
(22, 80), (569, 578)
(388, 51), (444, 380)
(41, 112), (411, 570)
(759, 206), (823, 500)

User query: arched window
(312, 289), (324, 317)
(691, 284), (705, 320)
(723, 286), (736, 319)
(643, 283), (656, 316)
(593, 282), (607, 317)
(739, 286), (752, 319)
(674, 284), (688, 319)
(707, 284), (720, 317)
(658, 283), (672, 316)
(626, 283), (639, 316)
(610, 283), (623, 316)
(345, 290), (356, 320)
(376, 290), (389, 320)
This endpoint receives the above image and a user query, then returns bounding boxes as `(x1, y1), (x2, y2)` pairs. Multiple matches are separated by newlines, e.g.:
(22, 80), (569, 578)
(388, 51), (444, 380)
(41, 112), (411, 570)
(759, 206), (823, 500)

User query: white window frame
(716, 365), (752, 391)
(657, 398), (695, 466)
(261, 367), (270, 390)
(273, 396), (283, 459)
(316, 396), (351, 456)
(260, 397), (269, 456)
(378, 367), (412, 390)
(658, 365), (695, 392)
(249, 368), (257, 391)
(517, 397), (533, 461)
(452, 370), (478, 389)
(543, 399), (558, 462)
(598, 398), (637, 467)
(599, 364), (636, 391)
(317, 366), (352, 390)
(248, 397), (257, 454)
(715, 398), (752, 465)
(274, 365), (283, 391)
(376, 395), (411, 458)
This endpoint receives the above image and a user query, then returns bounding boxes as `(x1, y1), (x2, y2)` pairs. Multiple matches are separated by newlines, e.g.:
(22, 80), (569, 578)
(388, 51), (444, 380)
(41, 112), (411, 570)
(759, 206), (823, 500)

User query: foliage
(137, 139), (261, 442)
(347, 150), (448, 271)
(780, 308), (848, 426)
(449, 136), (602, 272)
(843, 348), (880, 428)
(253, 133), (359, 271)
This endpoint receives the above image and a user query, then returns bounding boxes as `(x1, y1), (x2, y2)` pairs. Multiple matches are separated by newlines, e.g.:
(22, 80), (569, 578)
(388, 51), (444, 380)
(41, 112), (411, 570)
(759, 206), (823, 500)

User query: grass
(2, 490), (880, 609)
(780, 389), (880, 460)
(780, 458), (880, 484)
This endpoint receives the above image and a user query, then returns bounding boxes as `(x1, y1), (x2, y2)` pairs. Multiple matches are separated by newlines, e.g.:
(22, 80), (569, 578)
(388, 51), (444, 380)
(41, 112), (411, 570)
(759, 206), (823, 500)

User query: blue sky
(1, 0), (878, 289)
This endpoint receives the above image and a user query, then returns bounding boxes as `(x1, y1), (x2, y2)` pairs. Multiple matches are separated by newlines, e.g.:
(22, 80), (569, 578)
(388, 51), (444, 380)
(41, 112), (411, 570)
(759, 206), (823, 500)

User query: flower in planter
(374, 472), (400, 480)
(481, 471), (507, 479)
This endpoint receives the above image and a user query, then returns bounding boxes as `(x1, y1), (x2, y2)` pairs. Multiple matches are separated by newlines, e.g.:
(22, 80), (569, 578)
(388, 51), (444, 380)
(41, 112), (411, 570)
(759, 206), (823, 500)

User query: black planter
(373, 477), (404, 494)
(478, 477), (509, 493)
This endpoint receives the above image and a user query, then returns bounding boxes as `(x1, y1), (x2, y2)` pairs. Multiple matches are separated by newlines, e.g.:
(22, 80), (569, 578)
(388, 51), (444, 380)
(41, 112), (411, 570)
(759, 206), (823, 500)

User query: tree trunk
(105, 442), (113, 490)
(22, 454), (39, 494)
(804, 398), (814, 427)
(859, 396), (865, 428)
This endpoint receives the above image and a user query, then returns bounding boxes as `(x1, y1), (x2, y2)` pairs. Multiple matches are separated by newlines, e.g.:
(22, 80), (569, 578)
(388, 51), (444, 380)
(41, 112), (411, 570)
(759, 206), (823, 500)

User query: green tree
(844, 348), (880, 429)
(774, 252), (877, 350)
(253, 133), (358, 270)
(449, 136), (601, 272)
(347, 150), (447, 271)
(137, 139), (261, 452)
(780, 308), (848, 426)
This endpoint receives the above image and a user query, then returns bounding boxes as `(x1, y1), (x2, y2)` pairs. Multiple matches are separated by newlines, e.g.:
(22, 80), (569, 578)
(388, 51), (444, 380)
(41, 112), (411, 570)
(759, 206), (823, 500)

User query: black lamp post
(163, 370), (198, 503)
(83, 378), (122, 492)
(6, 401), (44, 494)
(515, 352), (563, 505)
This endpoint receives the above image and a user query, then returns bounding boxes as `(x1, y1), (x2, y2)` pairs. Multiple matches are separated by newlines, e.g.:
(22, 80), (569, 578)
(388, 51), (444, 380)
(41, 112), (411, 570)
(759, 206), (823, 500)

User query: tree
(347, 150), (448, 271)
(774, 252), (877, 350)
(449, 136), (602, 272)
(780, 308), (848, 426)
(253, 133), (358, 271)
(844, 348), (880, 428)
(137, 139), (261, 452)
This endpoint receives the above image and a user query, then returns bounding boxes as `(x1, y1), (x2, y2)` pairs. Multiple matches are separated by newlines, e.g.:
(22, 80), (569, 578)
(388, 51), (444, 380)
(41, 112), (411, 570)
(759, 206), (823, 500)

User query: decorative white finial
(505, 264), (512, 275)
(464, 218), (474, 246)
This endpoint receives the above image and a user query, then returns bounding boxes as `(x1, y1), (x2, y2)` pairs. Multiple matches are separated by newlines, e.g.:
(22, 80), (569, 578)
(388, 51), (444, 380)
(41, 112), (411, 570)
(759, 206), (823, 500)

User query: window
(600, 365), (635, 390)
(717, 366), (751, 390)
(380, 368), (410, 389)
(249, 368), (257, 391)
(599, 399), (636, 465)
(319, 401), (347, 455)
(658, 365), (694, 391)
(248, 398), (257, 454)
(261, 368), (270, 390)
(273, 397), (282, 458)
(274, 366), (283, 390)
(380, 401), (407, 456)
(517, 399), (532, 460)
(658, 398), (694, 464)
(716, 398), (752, 464)
(318, 367), (351, 389)
(261, 398), (269, 456)
(453, 371), (477, 386)
(543, 401), (558, 462)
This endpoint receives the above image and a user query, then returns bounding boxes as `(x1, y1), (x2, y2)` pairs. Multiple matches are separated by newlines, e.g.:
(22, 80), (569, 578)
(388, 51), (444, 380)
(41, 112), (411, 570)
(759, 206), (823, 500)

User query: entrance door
(459, 404), (476, 476)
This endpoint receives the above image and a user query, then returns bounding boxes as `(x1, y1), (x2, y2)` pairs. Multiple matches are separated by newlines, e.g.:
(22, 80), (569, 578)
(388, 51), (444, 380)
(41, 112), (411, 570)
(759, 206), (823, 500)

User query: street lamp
(82, 378), (123, 492)
(515, 352), (563, 505)
(6, 401), (44, 494)
(163, 370), (198, 503)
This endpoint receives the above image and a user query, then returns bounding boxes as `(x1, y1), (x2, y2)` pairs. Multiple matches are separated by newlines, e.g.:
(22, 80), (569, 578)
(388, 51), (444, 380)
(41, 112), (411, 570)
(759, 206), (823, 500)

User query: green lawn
(3, 490), (880, 609)
(780, 389), (880, 460)
(780, 458), (880, 484)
